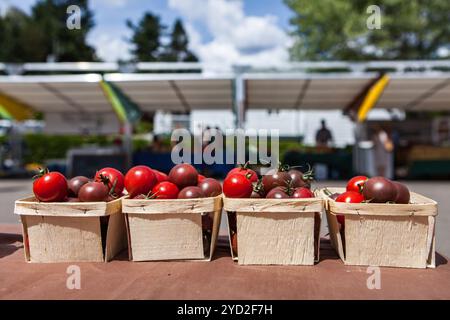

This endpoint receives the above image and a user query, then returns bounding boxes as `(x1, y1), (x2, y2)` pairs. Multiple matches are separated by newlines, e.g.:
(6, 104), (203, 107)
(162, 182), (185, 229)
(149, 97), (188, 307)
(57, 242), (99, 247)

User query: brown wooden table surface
(1, 223), (449, 300)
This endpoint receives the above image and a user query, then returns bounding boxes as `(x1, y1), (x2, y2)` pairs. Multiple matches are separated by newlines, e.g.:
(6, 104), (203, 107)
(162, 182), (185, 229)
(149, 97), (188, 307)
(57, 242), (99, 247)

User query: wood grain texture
(322, 188), (437, 217)
(345, 215), (430, 268)
(15, 196), (122, 217)
(223, 196), (323, 213)
(123, 196), (223, 261)
(320, 188), (437, 268)
(236, 212), (316, 265)
(25, 215), (104, 263)
(122, 195), (222, 214)
(127, 213), (204, 261)
(105, 209), (128, 262)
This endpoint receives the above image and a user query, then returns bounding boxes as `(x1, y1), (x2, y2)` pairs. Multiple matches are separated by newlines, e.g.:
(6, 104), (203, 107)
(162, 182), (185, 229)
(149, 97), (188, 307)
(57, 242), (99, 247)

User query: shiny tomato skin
(291, 187), (314, 198)
(226, 167), (258, 183)
(335, 191), (364, 227)
(151, 181), (179, 199)
(78, 182), (109, 202)
(198, 178), (222, 197)
(33, 171), (68, 202)
(336, 191), (364, 203)
(169, 164), (198, 189)
(177, 186), (204, 199)
(95, 167), (124, 195)
(346, 175), (368, 193)
(153, 170), (169, 183)
(124, 165), (157, 198)
(197, 174), (206, 183)
(223, 173), (253, 198)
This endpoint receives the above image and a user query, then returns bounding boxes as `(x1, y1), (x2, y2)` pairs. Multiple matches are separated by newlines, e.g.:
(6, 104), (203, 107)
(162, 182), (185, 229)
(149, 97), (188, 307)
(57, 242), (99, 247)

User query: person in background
(315, 119), (333, 147)
(372, 124), (394, 177)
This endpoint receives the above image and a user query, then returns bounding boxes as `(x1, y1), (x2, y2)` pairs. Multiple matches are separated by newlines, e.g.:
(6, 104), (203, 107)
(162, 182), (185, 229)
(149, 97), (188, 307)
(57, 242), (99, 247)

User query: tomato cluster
(223, 163), (315, 199)
(127, 163), (222, 200)
(329, 175), (411, 227)
(32, 167), (125, 203)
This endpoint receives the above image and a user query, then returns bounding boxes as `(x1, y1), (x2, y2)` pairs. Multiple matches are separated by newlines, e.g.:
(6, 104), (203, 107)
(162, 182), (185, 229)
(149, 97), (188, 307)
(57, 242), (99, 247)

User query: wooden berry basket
(223, 196), (323, 265)
(14, 196), (127, 263)
(320, 188), (438, 269)
(122, 195), (223, 261)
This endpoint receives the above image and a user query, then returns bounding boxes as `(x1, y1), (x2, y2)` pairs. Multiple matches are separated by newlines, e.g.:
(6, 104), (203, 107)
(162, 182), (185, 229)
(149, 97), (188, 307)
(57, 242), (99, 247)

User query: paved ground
(1, 179), (450, 257)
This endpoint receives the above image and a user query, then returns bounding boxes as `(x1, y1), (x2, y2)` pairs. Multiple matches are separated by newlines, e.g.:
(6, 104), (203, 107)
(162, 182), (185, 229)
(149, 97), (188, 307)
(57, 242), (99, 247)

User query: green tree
(31, 0), (97, 61)
(162, 19), (198, 62)
(285, 0), (450, 60)
(127, 13), (166, 62)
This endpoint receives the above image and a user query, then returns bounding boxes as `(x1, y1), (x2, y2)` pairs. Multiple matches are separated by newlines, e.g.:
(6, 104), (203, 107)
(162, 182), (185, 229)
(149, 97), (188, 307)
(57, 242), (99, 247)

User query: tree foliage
(285, 0), (450, 60)
(127, 14), (198, 62)
(0, 0), (96, 62)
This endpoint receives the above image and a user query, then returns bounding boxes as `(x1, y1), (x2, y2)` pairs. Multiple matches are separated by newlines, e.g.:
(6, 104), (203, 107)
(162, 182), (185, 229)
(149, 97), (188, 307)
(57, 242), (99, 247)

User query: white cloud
(168, 0), (290, 68)
(88, 32), (131, 62)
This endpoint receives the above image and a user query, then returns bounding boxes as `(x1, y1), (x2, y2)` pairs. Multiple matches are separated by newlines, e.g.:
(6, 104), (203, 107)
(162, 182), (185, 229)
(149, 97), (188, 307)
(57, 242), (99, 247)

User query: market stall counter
(0, 224), (449, 300)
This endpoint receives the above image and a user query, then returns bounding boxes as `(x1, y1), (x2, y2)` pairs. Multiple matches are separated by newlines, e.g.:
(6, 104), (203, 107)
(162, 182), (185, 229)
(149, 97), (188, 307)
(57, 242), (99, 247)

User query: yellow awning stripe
(357, 74), (390, 122)
(0, 92), (35, 120)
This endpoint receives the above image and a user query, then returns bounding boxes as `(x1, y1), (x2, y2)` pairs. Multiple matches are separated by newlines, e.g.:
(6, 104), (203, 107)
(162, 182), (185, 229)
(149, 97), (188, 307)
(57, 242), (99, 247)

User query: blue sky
(0, 0), (294, 64)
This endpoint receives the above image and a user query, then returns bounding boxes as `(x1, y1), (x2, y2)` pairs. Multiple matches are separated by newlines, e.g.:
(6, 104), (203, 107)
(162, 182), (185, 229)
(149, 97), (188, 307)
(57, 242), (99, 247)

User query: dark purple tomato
(362, 177), (396, 203)
(250, 191), (262, 198)
(291, 187), (314, 198)
(177, 186), (205, 199)
(68, 176), (90, 197)
(393, 181), (410, 204)
(288, 169), (310, 188)
(198, 178), (222, 197)
(266, 187), (289, 199)
(262, 169), (291, 192)
(169, 164), (199, 189)
(78, 182), (109, 202)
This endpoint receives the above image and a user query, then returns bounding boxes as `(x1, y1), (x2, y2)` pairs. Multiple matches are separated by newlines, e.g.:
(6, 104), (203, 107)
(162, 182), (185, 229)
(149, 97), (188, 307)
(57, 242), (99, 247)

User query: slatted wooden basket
(122, 195), (223, 261)
(320, 188), (438, 269)
(14, 197), (127, 263)
(223, 196), (323, 265)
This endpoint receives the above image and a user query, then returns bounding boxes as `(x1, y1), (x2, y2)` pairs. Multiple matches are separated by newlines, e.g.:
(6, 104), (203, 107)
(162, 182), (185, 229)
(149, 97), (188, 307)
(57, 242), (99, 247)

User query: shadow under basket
(122, 195), (223, 262)
(14, 197), (127, 263)
(223, 196), (323, 266)
(320, 188), (438, 269)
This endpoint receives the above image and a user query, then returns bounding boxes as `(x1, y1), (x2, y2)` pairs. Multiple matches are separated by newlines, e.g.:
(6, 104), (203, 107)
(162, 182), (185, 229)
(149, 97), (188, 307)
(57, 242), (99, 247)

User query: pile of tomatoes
(32, 164), (223, 203)
(223, 163), (315, 199)
(33, 167), (125, 203)
(127, 164), (222, 200)
(329, 175), (411, 226)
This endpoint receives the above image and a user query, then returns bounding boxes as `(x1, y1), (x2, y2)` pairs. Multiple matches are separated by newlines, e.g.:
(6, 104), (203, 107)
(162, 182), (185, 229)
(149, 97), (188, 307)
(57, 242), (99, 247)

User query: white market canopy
(103, 73), (235, 112)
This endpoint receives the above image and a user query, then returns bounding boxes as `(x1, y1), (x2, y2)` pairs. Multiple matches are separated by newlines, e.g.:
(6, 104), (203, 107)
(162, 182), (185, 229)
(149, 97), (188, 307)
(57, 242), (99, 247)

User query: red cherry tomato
(197, 174), (206, 183)
(336, 191), (364, 203)
(346, 175), (368, 193)
(223, 173), (253, 198)
(335, 191), (364, 226)
(226, 166), (258, 183)
(153, 170), (169, 183)
(151, 181), (179, 199)
(291, 187), (314, 198)
(33, 169), (68, 202)
(124, 165), (157, 198)
(95, 167), (124, 195)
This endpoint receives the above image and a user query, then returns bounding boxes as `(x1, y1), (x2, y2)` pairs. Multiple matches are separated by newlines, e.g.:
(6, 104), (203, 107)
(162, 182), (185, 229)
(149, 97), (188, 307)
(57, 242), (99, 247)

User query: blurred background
(1, 1), (450, 255)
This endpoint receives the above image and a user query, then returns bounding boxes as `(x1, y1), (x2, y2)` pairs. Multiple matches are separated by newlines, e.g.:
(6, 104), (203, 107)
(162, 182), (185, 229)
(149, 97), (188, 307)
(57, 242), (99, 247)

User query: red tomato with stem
(223, 173), (253, 198)
(124, 165), (157, 198)
(33, 169), (68, 202)
(346, 175), (368, 193)
(151, 181), (179, 199)
(226, 163), (258, 183)
(95, 167), (124, 195)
